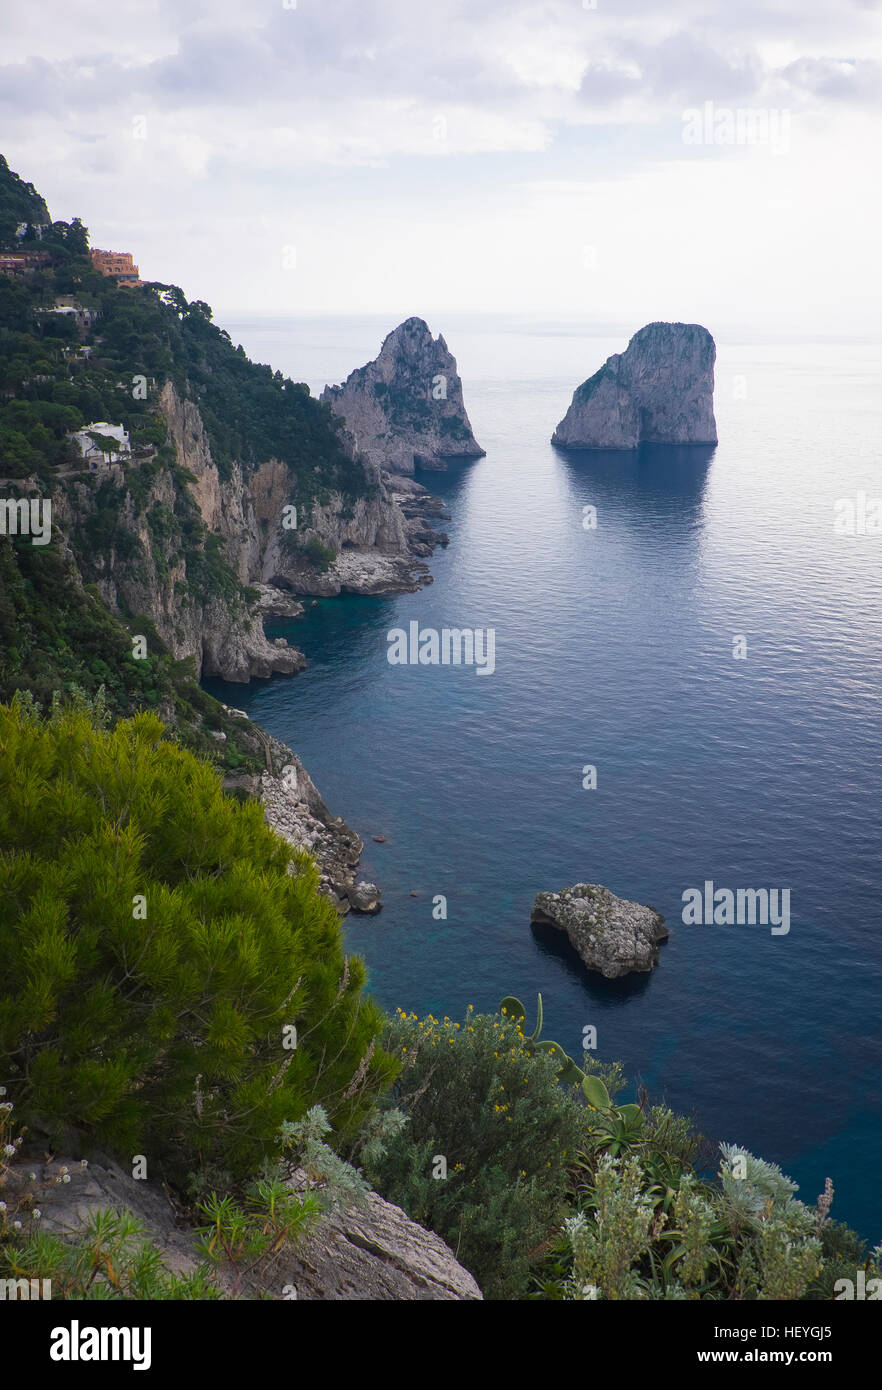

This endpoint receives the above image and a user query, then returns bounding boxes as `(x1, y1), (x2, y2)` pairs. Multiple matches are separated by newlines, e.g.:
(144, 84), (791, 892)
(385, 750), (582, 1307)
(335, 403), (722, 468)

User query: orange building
(0, 249), (51, 277)
(91, 248), (141, 285)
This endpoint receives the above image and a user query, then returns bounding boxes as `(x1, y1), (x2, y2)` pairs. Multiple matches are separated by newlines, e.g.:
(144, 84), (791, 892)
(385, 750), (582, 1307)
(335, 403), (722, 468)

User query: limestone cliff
(51, 379), (445, 682)
(320, 317), (485, 475)
(552, 322), (717, 450)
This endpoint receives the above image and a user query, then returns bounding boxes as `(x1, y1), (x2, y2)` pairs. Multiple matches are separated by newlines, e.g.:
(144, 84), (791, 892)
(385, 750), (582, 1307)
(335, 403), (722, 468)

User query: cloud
(1, 0), (879, 325)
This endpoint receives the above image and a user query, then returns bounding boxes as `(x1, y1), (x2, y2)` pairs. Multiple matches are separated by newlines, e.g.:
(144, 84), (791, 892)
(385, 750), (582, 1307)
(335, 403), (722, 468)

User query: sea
(205, 314), (882, 1244)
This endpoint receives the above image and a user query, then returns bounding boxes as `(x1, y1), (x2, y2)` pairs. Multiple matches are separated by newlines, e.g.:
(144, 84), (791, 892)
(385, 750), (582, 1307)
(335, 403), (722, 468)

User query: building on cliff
(91, 248), (141, 285)
(70, 422), (132, 466)
(36, 297), (97, 332)
(0, 249), (51, 277)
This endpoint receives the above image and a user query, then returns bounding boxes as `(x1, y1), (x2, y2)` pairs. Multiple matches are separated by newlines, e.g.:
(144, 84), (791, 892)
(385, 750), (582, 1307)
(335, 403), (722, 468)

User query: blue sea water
(206, 315), (882, 1243)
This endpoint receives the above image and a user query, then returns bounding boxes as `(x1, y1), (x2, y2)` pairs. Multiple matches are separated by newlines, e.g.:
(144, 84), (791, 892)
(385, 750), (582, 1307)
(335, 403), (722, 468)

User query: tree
(0, 702), (396, 1184)
(65, 217), (90, 256)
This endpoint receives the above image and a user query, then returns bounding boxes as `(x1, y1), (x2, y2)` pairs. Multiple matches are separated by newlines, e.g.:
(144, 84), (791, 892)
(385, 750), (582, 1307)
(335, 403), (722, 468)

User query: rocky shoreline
(223, 723), (382, 917)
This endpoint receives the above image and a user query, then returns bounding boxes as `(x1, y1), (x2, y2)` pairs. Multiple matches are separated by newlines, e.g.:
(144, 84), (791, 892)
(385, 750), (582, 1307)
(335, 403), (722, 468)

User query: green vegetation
(0, 535), (260, 771)
(0, 701), (395, 1186)
(0, 712), (876, 1301)
(302, 537), (337, 572)
(3, 1209), (223, 1301)
(0, 154), (51, 244)
(359, 1005), (589, 1299)
(0, 152), (874, 1305)
(574, 363), (609, 406)
(354, 1000), (880, 1301)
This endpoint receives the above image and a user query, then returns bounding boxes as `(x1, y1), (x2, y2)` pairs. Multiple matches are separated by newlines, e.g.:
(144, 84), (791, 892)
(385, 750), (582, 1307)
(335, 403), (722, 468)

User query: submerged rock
(531, 883), (668, 979)
(552, 322), (717, 450)
(320, 317), (485, 475)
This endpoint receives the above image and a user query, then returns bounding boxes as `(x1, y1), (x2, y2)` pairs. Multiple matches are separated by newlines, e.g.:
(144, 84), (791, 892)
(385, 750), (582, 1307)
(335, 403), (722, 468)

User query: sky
(2, 0), (881, 333)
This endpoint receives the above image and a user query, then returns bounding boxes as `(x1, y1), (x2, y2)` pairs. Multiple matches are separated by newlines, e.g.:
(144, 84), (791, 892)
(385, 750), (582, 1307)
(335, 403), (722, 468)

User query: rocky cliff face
(52, 379), (445, 681)
(320, 317), (485, 475)
(552, 322), (717, 450)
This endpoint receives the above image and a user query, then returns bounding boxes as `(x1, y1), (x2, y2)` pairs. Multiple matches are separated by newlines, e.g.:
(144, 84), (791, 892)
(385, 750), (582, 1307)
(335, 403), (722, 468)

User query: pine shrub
(0, 700), (395, 1183)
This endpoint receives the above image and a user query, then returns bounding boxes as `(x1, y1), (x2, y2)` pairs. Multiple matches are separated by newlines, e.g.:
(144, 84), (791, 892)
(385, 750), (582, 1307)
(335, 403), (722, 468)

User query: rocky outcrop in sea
(320, 317), (485, 475)
(552, 322), (717, 450)
(531, 883), (668, 978)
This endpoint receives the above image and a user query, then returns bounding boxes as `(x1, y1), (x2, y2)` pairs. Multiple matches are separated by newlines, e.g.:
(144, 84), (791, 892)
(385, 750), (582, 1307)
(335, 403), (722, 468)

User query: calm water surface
(207, 315), (882, 1242)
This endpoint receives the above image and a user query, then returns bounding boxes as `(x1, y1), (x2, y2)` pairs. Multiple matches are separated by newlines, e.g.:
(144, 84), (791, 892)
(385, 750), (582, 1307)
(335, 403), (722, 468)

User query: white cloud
(1, 0), (880, 327)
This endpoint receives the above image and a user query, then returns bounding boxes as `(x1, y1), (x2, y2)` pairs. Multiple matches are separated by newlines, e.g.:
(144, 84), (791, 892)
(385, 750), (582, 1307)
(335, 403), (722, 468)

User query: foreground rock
(346, 881), (382, 914)
(552, 322), (717, 450)
(320, 317), (485, 475)
(286, 1175), (481, 1300)
(8, 1155), (481, 1301)
(531, 883), (668, 978)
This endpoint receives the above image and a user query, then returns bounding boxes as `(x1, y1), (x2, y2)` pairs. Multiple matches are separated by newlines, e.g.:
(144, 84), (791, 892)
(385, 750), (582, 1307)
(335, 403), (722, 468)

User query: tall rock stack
(321, 317), (485, 475)
(552, 322), (717, 450)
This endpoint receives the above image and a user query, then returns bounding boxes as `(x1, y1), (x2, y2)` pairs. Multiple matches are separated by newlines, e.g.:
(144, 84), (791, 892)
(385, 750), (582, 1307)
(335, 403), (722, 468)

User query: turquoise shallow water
(206, 315), (882, 1243)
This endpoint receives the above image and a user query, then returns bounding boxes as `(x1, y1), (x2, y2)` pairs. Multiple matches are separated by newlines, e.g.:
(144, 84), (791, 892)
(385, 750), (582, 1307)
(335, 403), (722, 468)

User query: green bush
(0, 701), (395, 1183)
(2, 1209), (223, 1301)
(360, 1006), (590, 1299)
(534, 1098), (876, 1301)
(302, 537), (337, 572)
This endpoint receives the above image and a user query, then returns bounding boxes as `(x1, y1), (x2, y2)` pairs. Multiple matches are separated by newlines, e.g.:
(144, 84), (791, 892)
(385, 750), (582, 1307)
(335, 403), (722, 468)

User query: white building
(71, 422), (132, 466)
(37, 299), (97, 328)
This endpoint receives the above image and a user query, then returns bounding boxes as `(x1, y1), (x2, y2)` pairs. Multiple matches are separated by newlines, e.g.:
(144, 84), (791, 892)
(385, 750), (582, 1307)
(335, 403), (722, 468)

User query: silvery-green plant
(562, 1154), (655, 1300)
(719, 1142), (798, 1223)
(278, 1105), (372, 1210)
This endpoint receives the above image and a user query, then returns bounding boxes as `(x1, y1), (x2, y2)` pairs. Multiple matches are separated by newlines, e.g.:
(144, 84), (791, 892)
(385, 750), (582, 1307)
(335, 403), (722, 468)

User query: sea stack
(531, 883), (668, 979)
(320, 317), (485, 475)
(552, 322), (717, 450)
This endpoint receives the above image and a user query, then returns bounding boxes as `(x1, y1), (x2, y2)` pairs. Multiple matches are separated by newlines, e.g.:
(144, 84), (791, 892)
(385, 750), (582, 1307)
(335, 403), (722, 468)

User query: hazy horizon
(2, 0), (880, 333)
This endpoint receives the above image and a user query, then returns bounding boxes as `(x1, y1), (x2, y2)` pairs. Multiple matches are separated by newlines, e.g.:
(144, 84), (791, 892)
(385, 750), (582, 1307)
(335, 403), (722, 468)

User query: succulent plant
(499, 993), (585, 1086)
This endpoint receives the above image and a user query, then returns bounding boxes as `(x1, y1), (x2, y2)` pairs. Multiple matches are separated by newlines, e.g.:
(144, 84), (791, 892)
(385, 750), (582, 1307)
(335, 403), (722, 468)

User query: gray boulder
(532, 883), (668, 978)
(552, 322), (717, 450)
(347, 880), (382, 914)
